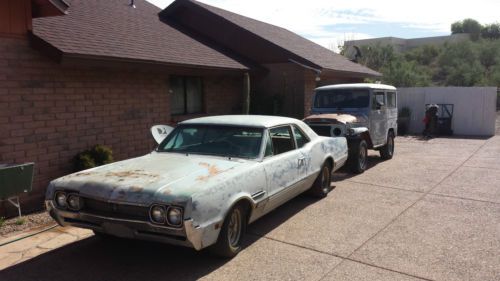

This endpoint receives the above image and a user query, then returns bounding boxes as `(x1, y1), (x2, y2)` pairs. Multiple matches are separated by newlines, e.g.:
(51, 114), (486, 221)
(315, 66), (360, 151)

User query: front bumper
(45, 200), (208, 250)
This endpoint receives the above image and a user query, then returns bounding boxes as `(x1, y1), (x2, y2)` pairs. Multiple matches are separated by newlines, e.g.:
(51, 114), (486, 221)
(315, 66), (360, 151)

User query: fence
(397, 87), (498, 136)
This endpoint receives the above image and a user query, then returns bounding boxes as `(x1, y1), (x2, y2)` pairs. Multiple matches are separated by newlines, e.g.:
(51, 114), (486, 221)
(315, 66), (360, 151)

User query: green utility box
(0, 163), (34, 200)
(0, 163), (34, 217)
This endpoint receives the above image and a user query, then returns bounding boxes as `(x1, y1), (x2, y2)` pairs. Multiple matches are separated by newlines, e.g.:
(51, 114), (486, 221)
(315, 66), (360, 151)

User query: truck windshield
(314, 89), (370, 109)
(157, 125), (263, 159)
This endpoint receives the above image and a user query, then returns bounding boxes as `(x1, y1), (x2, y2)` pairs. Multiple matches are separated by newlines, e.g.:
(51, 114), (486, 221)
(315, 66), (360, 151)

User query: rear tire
(210, 204), (247, 258)
(308, 161), (332, 198)
(348, 139), (368, 174)
(380, 131), (395, 160)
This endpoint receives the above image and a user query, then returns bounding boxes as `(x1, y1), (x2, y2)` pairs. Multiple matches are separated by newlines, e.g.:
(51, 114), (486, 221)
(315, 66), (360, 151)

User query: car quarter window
(269, 126), (295, 155)
(292, 125), (310, 148)
(372, 91), (385, 109)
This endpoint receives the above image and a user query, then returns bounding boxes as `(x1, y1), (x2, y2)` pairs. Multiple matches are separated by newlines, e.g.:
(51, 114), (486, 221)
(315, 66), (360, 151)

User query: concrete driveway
(1, 136), (499, 281)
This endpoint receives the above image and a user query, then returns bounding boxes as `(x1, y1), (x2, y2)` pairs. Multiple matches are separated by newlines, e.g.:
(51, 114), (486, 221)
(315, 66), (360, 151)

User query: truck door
(370, 91), (387, 146)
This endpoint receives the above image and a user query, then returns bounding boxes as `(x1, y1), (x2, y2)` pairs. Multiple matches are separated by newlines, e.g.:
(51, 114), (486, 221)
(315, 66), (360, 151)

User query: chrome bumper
(45, 200), (206, 250)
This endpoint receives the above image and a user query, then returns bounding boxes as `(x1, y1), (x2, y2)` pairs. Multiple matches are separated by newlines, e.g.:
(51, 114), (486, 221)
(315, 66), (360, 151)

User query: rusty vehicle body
(304, 83), (397, 173)
(45, 115), (348, 257)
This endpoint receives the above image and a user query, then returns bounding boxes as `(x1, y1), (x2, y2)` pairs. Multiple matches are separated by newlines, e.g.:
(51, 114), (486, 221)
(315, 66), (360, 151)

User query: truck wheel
(380, 131), (395, 160)
(210, 204), (247, 258)
(308, 161), (332, 198)
(348, 139), (368, 174)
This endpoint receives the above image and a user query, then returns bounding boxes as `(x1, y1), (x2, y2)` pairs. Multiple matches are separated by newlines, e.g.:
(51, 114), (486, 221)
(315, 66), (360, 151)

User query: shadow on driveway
(0, 195), (325, 281)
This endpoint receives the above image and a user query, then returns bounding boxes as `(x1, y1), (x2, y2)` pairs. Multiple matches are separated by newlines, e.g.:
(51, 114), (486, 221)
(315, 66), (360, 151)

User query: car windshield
(157, 125), (264, 159)
(314, 89), (370, 109)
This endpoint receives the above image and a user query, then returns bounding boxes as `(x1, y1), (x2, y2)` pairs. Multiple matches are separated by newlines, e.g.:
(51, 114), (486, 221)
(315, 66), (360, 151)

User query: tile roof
(190, 0), (381, 77)
(32, 0), (248, 70)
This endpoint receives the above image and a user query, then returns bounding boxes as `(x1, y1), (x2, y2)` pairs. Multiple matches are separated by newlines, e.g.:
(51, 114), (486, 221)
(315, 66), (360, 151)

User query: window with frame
(170, 76), (203, 115)
(386, 92), (396, 108)
(269, 126), (295, 155)
(292, 125), (309, 148)
(372, 91), (385, 109)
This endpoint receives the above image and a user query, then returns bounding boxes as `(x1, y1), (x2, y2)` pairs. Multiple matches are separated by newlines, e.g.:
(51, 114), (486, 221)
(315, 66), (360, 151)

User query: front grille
(310, 125), (331, 137)
(81, 197), (150, 222)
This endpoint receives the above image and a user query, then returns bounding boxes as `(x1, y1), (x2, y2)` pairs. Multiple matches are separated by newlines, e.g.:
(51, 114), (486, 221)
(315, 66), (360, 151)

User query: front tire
(308, 161), (332, 198)
(210, 204), (247, 258)
(380, 131), (395, 160)
(348, 139), (368, 174)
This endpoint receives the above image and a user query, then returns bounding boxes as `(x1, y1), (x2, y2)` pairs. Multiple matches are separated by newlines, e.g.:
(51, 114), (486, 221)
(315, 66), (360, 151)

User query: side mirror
(151, 125), (174, 144)
(376, 101), (385, 110)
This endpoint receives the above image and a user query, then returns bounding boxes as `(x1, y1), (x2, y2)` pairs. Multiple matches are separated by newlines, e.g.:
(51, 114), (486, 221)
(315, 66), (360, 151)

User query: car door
(370, 91), (387, 146)
(262, 125), (303, 213)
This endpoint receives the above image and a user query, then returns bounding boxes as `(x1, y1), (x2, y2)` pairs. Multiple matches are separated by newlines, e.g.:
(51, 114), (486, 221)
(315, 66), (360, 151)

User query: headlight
(67, 194), (82, 211)
(150, 205), (166, 224)
(55, 192), (67, 208)
(167, 207), (183, 226)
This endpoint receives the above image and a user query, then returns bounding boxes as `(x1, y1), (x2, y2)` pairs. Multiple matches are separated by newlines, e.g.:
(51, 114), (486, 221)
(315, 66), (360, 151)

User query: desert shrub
(74, 145), (113, 172)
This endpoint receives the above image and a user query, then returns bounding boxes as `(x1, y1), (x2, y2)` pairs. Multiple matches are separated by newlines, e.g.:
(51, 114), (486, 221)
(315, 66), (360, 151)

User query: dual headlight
(54, 191), (82, 211)
(150, 205), (183, 227)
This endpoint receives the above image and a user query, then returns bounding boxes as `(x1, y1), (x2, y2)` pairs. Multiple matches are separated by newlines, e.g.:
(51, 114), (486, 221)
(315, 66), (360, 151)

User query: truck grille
(81, 197), (150, 222)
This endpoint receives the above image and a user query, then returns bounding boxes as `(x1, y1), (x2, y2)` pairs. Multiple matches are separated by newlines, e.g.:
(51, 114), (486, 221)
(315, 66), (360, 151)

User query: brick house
(0, 0), (379, 215)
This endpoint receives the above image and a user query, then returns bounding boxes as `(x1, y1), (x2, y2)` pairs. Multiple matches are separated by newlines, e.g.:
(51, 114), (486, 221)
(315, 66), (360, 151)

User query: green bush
(74, 145), (113, 172)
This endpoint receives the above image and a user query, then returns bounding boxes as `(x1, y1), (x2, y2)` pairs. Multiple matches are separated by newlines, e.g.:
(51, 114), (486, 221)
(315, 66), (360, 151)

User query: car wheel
(210, 204), (247, 258)
(380, 131), (395, 160)
(348, 139), (368, 174)
(308, 161), (332, 198)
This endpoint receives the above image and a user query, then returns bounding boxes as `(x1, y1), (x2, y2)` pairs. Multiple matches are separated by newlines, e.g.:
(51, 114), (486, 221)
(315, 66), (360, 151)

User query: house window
(170, 76), (203, 115)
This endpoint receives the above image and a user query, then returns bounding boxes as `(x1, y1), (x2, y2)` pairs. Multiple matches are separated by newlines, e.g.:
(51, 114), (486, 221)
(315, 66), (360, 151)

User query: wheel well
(360, 131), (373, 148)
(325, 157), (334, 170)
(232, 199), (253, 223)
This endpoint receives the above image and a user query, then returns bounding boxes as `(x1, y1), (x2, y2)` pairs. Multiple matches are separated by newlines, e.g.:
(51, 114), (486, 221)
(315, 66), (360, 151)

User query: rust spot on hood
(105, 169), (159, 179)
(129, 186), (143, 192)
(197, 162), (223, 181)
(304, 113), (358, 124)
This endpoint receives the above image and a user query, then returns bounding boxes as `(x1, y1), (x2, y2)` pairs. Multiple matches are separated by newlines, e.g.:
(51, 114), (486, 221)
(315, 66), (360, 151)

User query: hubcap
(228, 209), (242, 248)
(321, 166), (330, 193)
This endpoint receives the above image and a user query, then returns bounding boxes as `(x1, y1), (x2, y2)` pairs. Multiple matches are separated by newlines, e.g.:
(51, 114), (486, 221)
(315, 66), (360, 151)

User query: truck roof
(316, 83), (397, 91)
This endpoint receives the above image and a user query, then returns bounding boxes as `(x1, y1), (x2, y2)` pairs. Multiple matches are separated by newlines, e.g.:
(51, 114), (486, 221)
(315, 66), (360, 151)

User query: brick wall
(0, 37), (243, 215)
(252, 63), (306, 118)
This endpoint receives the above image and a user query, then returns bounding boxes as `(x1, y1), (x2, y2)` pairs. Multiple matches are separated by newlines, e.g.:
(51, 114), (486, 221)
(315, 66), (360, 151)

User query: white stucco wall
(398, 87), (498, 136)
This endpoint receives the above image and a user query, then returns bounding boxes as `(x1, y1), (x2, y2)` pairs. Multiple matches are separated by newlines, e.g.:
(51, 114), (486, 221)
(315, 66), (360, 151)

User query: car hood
(305, 113), (359, 124)
(48, 153), (253, 204)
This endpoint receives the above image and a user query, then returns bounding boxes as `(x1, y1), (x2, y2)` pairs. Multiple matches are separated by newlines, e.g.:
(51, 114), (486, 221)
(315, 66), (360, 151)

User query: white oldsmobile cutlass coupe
(46, 115), (348, 257)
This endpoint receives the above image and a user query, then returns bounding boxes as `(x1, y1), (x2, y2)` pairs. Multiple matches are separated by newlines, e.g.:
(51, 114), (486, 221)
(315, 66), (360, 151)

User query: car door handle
(298, 157), (305, 166)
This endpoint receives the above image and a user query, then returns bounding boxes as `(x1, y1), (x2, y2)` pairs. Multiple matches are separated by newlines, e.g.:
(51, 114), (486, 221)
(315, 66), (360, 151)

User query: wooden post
(243, 72), (250, 114)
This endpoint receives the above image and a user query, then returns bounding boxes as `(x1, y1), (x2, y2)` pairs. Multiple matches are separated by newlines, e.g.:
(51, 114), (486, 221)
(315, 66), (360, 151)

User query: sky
(147, 0), (500, 52)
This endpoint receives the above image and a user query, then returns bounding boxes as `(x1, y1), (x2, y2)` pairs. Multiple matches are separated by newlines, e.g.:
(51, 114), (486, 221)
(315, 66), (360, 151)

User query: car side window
(372, 91), (385, 109)
(386, 92), (396, 108)
(269, 126), (295, 155)
(293, 125), (309, 148)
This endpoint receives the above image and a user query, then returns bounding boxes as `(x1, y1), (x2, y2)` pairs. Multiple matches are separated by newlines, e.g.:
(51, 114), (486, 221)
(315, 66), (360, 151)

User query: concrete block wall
(398, 87), (498, 136)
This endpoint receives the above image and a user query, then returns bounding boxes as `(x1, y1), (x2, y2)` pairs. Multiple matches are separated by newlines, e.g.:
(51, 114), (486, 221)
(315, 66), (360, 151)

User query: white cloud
(147, 0), (500, 48)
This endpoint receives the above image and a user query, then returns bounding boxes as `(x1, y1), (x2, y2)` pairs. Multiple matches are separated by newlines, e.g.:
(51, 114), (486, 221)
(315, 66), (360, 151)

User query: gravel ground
(0, 211), (55, 239)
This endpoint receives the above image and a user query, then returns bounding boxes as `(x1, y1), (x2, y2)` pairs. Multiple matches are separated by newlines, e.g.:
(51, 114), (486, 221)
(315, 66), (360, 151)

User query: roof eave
(32, 0), (69, 18)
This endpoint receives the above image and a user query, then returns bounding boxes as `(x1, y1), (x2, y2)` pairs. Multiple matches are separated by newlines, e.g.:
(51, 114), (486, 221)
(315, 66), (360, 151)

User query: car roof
(316, 83), (397, 91)
(180, 115), (304, 128)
